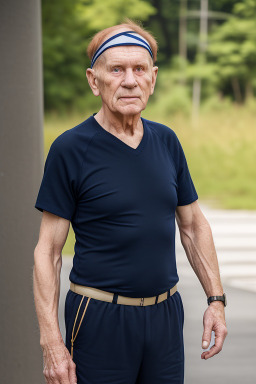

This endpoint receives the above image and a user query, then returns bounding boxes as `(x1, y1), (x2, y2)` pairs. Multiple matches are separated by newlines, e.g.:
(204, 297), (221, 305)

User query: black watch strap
(207, 293), (227, 307)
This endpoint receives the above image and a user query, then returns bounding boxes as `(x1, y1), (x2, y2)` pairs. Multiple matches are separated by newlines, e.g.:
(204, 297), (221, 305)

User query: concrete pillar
(0, 0), (45, 382)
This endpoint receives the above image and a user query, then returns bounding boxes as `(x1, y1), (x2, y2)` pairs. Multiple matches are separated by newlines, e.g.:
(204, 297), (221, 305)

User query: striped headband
(90, 30), (154, 68)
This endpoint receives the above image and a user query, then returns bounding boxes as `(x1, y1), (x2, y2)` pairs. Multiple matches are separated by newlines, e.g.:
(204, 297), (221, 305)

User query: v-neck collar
(91, 113), (148, 156)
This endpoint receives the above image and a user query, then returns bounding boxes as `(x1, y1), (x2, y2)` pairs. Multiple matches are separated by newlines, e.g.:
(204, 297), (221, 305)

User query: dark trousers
(65, 288), (185, 384)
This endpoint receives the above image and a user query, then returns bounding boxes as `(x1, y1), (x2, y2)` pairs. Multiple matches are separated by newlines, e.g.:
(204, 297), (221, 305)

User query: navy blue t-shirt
(35, 114), (198, 297)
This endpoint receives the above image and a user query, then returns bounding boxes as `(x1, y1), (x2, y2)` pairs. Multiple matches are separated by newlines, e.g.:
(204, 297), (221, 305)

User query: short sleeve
(34, 135), (79, 220)
(174, 134), (199, 206)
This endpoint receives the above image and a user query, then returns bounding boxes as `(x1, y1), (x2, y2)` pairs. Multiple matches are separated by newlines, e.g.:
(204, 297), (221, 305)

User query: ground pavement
(59, 203), (256, 383)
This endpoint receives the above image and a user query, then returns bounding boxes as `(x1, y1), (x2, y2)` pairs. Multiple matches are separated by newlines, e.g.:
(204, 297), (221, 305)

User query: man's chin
(115, 104), (143, 115)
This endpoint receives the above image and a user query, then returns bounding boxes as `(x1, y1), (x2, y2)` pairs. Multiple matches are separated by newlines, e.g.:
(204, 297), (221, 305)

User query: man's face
(87, 44), (158, 116)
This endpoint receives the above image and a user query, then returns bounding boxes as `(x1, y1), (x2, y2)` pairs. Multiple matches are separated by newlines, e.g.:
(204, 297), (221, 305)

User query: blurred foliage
(76, 0), (156, 29)
(42, 0), (90, 111)
(206, 0), (256, 102)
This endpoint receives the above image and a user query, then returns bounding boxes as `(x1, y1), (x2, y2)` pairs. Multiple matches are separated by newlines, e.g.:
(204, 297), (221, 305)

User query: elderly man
(33, 19), (228, 384)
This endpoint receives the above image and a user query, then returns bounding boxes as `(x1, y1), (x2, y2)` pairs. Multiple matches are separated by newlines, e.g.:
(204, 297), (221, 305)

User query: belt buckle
(140, 297), (144, 306)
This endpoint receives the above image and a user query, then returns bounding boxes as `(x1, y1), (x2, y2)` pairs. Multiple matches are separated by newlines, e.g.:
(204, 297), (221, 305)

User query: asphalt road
(58, 203), (256, 383)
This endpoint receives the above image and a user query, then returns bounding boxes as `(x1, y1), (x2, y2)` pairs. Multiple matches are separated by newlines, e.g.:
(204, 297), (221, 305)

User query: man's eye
(136, 67), (143, 71)
(113, 67), (120, 72)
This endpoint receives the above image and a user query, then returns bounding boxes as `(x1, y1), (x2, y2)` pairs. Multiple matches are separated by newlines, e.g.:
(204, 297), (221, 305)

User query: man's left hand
(201, 301), (228, 360)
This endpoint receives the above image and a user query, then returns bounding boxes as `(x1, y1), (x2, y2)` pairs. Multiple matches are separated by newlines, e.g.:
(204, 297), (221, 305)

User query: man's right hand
(41, 339), (77, 383)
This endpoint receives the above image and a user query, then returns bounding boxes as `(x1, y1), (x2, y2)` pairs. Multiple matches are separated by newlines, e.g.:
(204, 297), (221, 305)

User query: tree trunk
(151, 0), (172, 60)
(179, 0), (187, 85)
(231, 77), (243, 103)
(179, 0), (187, 61)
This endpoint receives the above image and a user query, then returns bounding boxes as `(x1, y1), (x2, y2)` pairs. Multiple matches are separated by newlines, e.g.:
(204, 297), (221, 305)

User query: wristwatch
(207, 293), (227, 307)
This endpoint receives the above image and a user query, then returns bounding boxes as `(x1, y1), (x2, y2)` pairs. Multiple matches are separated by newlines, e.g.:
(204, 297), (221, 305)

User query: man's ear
(150, 66), (158, 95)
(86, 68), (100, 97)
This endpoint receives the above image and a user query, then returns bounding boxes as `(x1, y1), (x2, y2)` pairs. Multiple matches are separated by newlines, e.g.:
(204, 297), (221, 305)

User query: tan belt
(69, 282), (178, 359)
(70, 282), (177, 306)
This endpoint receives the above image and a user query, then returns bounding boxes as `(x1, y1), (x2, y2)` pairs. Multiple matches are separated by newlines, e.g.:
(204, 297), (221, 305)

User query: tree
(76, 0), (156, 30)
(206, 0), (256, 102)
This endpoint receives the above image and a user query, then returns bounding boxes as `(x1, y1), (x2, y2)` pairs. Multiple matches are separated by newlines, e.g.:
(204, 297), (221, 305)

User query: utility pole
(192, 0), (208, 125)
(0, 0), (45, 382)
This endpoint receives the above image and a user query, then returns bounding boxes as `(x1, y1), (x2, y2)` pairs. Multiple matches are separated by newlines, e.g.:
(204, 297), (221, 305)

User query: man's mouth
(120, 96), (139, 99)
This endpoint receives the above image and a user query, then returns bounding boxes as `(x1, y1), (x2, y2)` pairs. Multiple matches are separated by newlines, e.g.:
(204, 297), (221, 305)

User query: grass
(144, 103), (256, 210)
(43, 100), (256, 254)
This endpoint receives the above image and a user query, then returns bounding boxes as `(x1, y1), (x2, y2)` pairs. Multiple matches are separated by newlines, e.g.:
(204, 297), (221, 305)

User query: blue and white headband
(91, 30), (154, 68)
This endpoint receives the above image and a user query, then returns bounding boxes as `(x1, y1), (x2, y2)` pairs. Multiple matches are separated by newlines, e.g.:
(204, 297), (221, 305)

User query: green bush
(150, 85), (191, 117)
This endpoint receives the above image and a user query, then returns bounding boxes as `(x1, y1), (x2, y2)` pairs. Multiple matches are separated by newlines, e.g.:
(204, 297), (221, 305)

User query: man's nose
(122, 68), (137, 87)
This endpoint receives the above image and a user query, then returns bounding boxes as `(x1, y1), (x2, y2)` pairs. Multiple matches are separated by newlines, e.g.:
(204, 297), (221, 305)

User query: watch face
(223, 293), (227, 306)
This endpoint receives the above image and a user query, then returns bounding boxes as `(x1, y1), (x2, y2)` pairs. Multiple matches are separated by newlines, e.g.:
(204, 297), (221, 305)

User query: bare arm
(175, 200), (228, 360)
(175, 200), (223, 298)
(33, 211), (77, 383)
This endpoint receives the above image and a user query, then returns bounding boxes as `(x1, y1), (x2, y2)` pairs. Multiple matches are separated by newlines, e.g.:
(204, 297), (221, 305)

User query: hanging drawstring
(71, 295), (91, 360)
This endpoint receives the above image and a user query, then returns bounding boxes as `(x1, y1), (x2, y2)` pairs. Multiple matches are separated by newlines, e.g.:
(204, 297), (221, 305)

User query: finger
(54, 366), (70, 384)
(43, 368), (55, 384)
(201, 342), (221, 360)
(47, 365), (70, 384)
(47, 367), (61, 384)
(201, 330), (224, 359)
(68, 359), (77, 384)
(202, 317), (213, 349)
(43, 361), (51, 383)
